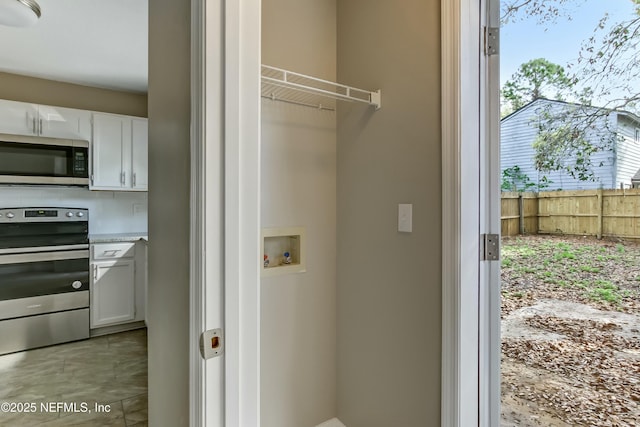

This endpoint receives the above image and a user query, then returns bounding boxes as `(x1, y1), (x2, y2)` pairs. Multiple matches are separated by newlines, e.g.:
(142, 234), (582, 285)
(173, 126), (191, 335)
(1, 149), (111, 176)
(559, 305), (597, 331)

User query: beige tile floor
(0, 328), (147, 426)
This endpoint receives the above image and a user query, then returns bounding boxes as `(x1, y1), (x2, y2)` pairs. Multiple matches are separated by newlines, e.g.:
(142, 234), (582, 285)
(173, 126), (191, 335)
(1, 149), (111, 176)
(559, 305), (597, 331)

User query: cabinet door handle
(121, 172), (125, 185)
(94, 265), (98, 280)
(133, 173), (136, 187)
(39, 118), (43, 135)
(32, 117), (36, 134)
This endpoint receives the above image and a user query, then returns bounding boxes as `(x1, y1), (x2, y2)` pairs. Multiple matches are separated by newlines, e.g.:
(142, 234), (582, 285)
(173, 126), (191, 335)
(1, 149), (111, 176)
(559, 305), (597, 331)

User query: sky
(501, 0), (638, 106)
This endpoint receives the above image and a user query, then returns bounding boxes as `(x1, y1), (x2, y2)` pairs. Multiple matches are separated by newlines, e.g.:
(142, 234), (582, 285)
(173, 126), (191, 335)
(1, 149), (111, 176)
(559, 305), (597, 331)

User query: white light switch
(398, 204), (413, 233)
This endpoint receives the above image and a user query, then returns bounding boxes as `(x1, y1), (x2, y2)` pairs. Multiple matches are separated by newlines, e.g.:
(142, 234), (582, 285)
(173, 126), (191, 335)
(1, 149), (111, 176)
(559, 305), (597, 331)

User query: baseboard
(90, 321), (146, 337)
(315, 418), (346, 427)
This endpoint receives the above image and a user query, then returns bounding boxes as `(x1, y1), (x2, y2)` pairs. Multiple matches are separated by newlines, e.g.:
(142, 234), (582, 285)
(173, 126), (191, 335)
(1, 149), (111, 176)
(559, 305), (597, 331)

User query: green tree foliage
(502, 58), (578, 114)
(501, 165), (553, 192)
(502, 0), (640, 115)
(501, 0), (587, 25)
(531, 103), (617, 182)
(577, 3), (640, 113)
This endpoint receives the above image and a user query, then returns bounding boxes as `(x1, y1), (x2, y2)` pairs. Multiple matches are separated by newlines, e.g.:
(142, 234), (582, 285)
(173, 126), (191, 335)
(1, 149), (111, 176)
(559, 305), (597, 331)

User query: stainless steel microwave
(0, 133), (89, 186)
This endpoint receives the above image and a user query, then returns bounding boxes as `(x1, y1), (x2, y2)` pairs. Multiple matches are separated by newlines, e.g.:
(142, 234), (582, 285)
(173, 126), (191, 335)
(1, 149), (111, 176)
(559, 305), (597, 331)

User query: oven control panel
(0, 208), (89, 222)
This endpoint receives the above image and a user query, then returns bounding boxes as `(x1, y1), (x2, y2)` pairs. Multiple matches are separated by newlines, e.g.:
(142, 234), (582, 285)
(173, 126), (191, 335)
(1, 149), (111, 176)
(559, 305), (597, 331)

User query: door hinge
(481, 233), (500, 261)
(484, 26), (499, 56)
(200, 328), (224, 360)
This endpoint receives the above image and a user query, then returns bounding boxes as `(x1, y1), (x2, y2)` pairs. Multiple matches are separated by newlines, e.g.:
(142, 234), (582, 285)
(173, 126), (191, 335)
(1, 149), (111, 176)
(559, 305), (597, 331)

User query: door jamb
(189, 0), (262, 426)
(189, 0), (206, 422)
(441, 0), (482, 425)
(223, 0), (262, 426)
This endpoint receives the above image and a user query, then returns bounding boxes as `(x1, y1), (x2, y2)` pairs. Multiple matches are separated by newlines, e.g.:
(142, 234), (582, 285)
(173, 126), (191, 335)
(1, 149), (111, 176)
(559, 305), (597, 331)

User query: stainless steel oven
(0, 207), (89, 355)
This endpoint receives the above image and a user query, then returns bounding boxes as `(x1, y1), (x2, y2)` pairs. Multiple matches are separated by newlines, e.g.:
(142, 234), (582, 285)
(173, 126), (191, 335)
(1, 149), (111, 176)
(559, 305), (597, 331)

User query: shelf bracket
(370, 90), (382, 110)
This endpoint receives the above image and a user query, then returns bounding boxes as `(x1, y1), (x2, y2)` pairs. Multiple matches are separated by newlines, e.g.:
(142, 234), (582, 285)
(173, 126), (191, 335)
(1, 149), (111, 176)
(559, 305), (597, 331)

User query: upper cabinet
(0, 99), (91, 141)
(91, 112), (148, 191)
(39, 105), (92, 141)
(131, 118), (148, 190)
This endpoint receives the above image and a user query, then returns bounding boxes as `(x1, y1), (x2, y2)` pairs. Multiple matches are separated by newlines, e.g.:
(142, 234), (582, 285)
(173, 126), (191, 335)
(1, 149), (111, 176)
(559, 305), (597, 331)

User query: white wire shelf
(261, 65), (381, 112)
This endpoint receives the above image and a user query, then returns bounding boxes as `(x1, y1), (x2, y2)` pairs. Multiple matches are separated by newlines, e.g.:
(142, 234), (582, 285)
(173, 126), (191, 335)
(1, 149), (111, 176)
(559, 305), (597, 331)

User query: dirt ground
(501, 235), (640, 426)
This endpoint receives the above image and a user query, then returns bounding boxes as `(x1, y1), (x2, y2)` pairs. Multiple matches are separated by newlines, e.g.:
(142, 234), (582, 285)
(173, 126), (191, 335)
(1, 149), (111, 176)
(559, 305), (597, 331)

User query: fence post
(518, 194), (525, 235)
(597, 189), (603, 240)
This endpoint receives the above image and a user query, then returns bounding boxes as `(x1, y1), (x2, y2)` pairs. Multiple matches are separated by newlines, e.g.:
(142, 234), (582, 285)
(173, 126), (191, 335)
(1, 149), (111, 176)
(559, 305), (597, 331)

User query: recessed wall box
(261, 227), (306, 277)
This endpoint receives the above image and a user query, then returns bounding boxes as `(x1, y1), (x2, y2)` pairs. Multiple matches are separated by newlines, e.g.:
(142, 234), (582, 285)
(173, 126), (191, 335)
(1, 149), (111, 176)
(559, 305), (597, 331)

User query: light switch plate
(398, 204), (413, 233)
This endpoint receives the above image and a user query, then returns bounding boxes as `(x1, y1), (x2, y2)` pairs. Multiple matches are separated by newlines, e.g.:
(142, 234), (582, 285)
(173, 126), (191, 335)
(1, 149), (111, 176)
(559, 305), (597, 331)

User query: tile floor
(0, 328), (147, 426)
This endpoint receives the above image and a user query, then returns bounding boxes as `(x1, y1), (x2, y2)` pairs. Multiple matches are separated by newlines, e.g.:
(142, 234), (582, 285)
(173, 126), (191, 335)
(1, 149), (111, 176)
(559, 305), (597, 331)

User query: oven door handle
(0, 244), (89, 255)
(0, 250), (89, 265)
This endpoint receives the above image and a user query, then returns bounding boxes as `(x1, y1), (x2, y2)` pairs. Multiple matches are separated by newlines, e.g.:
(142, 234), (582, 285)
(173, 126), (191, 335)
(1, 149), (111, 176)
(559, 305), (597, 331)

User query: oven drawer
(0, 308), (89, 355)
(92, 242), (135, 260)
(0, 290), (89, 321)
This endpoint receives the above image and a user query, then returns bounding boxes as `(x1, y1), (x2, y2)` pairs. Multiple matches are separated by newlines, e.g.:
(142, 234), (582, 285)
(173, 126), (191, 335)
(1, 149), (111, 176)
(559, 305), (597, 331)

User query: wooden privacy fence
(501, 189), (640, 239)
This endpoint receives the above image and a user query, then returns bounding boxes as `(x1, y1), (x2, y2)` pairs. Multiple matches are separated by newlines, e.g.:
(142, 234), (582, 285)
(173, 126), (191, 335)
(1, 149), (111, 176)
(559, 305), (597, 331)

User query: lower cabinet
(90, 241), (146, 330)
(91, 260), (135, 328)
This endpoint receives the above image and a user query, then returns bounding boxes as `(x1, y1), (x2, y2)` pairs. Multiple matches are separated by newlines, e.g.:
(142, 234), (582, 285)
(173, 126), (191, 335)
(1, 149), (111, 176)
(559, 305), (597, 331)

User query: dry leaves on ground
(501, 235), (640, 426)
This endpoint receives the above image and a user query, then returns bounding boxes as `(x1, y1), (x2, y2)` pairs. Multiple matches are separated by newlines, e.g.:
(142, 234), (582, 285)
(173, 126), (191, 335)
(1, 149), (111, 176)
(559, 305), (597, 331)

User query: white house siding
(501, 105), (542, 189)
(501, 99), (620, 191)
(613, 114), (640, 188)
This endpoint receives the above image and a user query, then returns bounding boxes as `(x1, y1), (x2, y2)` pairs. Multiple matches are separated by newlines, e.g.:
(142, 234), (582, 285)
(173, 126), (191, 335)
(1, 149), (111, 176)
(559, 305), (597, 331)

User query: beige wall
(147, 0), (191, 425)
(0, 72), (147, 117)
(261, 1), (338, 426)
(336, 1), (442, 426)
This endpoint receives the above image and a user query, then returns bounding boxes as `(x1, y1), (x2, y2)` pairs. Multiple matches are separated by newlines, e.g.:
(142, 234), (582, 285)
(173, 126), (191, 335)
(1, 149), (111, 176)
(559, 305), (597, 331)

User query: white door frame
(191, 0), (500, 425)
(223, 0), (261, 425)
(190, 0), (262, 426)
(441, 0), (501, 425)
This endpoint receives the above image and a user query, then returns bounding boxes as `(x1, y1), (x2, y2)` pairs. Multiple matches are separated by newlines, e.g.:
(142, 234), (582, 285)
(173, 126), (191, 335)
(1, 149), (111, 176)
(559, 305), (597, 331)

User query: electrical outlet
(132, 203), (145, 216)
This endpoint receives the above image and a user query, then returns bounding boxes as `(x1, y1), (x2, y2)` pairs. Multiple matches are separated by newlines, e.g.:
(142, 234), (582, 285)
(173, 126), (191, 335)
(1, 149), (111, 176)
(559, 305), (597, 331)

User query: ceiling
(0, 0), (147, 93)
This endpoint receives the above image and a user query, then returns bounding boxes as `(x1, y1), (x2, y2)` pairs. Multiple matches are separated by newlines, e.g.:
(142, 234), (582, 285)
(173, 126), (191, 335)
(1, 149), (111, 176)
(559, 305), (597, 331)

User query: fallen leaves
(501, 235), (640, 426)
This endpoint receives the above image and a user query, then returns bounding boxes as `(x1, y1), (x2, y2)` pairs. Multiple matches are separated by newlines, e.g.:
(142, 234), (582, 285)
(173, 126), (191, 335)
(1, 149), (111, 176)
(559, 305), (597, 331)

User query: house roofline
(501, 97), (640, 125)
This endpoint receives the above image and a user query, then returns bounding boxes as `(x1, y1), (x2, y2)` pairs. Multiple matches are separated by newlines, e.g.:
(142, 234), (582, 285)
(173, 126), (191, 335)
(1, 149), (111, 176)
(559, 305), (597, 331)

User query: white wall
(336, 0), (442, 426)
(614, 114), (640, 188)
(0, 186), (147, 234)
(261, 1), (337, 426)
(148, 0), (191, 424)
(261, 102), (337, 427)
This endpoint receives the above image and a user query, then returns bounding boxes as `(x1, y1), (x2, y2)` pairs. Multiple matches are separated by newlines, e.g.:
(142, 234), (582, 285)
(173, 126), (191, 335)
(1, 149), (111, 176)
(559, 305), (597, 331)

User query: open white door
(442, 0), (501, 425)
(479, 0), (502, 425)
(190, 0), (261, 426)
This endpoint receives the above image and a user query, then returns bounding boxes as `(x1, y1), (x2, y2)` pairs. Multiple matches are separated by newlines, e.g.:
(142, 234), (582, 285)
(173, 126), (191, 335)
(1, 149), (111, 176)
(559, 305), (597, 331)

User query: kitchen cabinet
(90, 240), (146, 329)
(131, 118), (148, 190)
(0, 99), (91, 140)
(91, 259), (135, 328)
(91, 112), (148, 191)
(38, 105), (92, 140)
(91, 242), (136, 328)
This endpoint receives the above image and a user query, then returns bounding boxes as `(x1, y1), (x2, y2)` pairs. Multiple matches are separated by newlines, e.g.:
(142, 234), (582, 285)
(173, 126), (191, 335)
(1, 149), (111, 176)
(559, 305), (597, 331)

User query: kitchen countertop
(89, 233), (148, 243)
